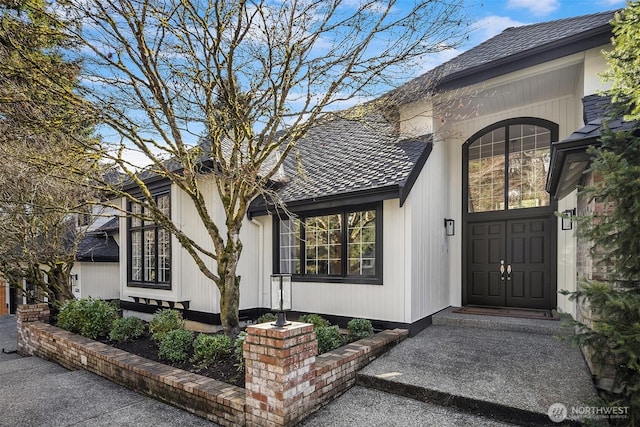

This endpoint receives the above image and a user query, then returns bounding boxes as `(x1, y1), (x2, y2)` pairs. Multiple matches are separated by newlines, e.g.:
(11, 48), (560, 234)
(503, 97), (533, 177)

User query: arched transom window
(466, 119), (557, 213)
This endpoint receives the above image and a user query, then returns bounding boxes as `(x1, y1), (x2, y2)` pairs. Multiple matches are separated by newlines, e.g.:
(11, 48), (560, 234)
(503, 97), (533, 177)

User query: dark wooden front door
(466, 216), (553, 309)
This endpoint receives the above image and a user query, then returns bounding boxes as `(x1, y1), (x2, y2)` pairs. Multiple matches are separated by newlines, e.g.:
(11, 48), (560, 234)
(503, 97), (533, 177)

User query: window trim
(127, 191), (172, 290)
(463, 117), (559, 218)
(273, 203), (383, 285)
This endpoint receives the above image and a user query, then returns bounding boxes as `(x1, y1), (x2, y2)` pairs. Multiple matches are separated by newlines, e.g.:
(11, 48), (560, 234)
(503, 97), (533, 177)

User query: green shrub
(57, 297), (118, 339)
(316, 325), (342, 354)
(149, 309), (184, 342)
(347, 318), (373, 342)
(234, 332), (247, 370)
(192, 334), (233, 367)
(256, 312), (277, 324)
(299, 313), (330, 329)
(109, 316), (145, 342)
(158, 329), (193, 363)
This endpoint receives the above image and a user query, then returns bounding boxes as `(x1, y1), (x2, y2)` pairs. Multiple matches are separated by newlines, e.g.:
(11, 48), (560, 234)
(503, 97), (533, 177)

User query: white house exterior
(119, 10), (618, 332)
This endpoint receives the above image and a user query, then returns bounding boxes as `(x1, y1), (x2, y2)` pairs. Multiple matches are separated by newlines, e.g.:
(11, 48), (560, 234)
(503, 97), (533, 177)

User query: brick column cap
(246, 321), (314, 338)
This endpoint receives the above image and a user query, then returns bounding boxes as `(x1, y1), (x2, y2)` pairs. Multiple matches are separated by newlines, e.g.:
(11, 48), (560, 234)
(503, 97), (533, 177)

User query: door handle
(506, 264), (512, 281)
(500, 260), (505, 281)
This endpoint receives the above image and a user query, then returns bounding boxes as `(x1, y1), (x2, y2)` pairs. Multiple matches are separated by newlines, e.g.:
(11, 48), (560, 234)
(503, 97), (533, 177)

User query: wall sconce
(562, 208), (576, 231)
(444, 218), (455, 236)
(270, 274), (292, 327)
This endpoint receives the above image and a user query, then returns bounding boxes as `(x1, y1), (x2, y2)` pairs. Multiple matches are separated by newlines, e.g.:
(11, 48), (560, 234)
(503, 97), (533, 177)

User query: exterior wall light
(444, 218), (455, 236)
(562, 208), (576, 231)
(270, 274), (292, 327)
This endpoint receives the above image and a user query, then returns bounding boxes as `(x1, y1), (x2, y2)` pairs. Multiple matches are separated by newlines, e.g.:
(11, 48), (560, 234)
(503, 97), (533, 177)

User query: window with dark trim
(128, 193), (171, 289)
(465, 118), (558, 213)
(275, 204), (382, 284)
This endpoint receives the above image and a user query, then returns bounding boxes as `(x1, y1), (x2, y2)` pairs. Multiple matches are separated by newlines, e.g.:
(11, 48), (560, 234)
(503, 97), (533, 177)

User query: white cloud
(506, 0), (560, 16)
(472, 16), (527, 43)
(600, 0), (624, 5)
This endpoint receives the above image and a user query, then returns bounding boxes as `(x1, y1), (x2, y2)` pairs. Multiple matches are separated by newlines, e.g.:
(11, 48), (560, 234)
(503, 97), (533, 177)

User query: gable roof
(389, 10), (615, 105)
(248, 111), (433, 215)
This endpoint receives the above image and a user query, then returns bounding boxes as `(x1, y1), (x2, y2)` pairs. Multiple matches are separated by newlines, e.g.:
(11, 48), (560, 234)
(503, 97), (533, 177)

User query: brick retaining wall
(17, 305), (407, 427)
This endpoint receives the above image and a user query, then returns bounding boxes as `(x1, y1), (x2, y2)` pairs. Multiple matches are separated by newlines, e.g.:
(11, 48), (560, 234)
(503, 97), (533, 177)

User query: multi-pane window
(129, 193), (171, 288)
(467, 121), (554, 213)
(277, 206), (380, 282)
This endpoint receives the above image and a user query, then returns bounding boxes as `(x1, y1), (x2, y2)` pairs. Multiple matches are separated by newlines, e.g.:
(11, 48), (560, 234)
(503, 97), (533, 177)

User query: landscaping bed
(105, 332), (245, 388)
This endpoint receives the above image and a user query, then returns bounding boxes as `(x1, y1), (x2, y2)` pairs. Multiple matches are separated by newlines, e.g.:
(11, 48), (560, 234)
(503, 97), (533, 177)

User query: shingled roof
(249, 111), (432, 214)
(75, 217), (120, 262)
(547, 95), (638, 199)
(389, 10), (615, 105)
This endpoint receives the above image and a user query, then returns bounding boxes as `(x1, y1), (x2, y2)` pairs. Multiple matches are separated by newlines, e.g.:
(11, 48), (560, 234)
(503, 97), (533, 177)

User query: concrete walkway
(1, 309), (599, 426)
(350, 307), (598, 426)
(0, 315), (219, 427)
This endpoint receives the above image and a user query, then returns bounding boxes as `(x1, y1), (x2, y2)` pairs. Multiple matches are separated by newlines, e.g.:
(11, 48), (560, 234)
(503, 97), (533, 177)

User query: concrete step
(356, 323), (598, 426)
(432, 306), (574, 336)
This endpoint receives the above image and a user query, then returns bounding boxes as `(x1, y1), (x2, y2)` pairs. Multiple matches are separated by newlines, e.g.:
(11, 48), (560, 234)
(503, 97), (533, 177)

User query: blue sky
(412, 0), (624, 74)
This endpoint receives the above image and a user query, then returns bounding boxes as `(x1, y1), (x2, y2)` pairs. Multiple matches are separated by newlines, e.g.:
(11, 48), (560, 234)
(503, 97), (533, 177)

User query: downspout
(250, 217), (265, 308)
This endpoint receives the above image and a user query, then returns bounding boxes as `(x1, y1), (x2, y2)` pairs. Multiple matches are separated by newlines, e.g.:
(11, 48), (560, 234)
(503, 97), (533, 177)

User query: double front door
(466, 216), (554, 309)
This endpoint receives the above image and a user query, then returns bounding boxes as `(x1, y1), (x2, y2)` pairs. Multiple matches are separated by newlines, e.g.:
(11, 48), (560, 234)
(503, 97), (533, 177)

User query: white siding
(254, 199), (407, 323)
(584, 46), (612, 96)
(404, 138), (452, 321)
(71, 262), (120, 300)
(119, 177), (260, 314)
(556, 190), (578, 316)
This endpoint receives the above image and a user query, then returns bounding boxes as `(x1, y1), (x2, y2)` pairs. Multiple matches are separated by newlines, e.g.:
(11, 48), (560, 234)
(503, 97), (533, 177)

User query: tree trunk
(218, 253), (241, 337)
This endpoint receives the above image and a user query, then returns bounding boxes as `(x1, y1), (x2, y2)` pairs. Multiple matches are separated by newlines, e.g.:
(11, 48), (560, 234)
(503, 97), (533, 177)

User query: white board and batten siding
(119, 177), (261, 315)
(253, 198), (408, 323)
(71, 262), (120, 300)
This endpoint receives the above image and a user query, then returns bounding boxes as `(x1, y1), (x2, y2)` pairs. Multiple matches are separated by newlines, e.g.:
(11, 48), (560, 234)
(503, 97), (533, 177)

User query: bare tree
(64, 0), (469, 335)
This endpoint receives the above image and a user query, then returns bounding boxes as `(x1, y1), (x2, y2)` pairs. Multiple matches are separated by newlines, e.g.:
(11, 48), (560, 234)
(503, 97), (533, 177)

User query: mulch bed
(103, 333), (245, 388)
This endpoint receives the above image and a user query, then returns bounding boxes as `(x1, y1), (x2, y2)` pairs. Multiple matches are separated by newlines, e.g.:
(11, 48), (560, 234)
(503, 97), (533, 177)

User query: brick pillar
(244, 322), (318, 427)
(16, 303), (50, 356)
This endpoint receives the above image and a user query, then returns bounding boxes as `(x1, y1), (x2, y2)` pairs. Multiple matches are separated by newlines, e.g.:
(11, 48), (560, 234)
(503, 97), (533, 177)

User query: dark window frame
(127, 191), (172, 290)
(273, 203), (383, 285)
(463, 117), (559, 220)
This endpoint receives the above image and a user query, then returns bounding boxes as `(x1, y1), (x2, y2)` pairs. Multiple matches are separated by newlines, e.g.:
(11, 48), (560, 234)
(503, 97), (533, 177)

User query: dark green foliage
(57, 297), (118, 339)
(562, 119), (640, 422)
(109, 316), (145, 342)
(158, 329), (193, 363)
(192, 334), (233, 367)
(347, 318), (373, 342)
(604, 1), (640, 122)
(256, 313), (276, 324)
(299, 314), (330, 329)
(316, 325), (342, 354)
(234, 331), (247, 370)
(149, 309), (184, 342)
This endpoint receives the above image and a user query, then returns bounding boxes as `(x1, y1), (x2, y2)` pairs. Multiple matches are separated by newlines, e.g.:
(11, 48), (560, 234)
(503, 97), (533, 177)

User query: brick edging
(19, 321), (244, 426)
(16, 304), (408, 427)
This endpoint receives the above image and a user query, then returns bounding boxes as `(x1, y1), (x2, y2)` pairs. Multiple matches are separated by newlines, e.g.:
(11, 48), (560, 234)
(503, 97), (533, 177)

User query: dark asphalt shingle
(76, 233), (119, 262)
(251, 111), (432, 209)
(389, 10), (615, 104)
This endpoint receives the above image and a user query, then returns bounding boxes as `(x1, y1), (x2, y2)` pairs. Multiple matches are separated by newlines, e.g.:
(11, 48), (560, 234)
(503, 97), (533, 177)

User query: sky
(114, 0), (626, 168)
(413, 0), (625, 75)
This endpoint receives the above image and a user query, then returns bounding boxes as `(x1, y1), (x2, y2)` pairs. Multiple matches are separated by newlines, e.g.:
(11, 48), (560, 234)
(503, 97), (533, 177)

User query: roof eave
(435, 25), (612, 92)
(547, 136), (600, 199)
